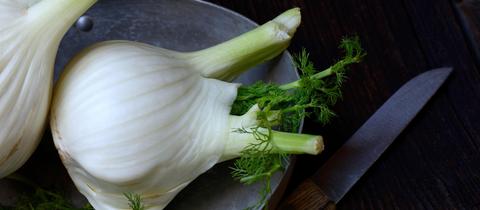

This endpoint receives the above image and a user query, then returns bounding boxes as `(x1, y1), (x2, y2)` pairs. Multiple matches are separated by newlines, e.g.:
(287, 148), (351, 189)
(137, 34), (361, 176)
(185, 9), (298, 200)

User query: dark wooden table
(208, 0), (480, 209)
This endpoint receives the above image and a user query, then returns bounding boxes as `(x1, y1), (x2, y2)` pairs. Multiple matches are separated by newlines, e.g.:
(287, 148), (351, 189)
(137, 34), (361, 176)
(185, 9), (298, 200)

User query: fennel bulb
(51, 8), (321, 210)
(0, 0), (96, 178)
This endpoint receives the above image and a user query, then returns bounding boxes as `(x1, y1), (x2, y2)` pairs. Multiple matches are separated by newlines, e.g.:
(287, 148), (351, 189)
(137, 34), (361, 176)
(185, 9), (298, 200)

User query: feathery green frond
(230, 36), (364, 209)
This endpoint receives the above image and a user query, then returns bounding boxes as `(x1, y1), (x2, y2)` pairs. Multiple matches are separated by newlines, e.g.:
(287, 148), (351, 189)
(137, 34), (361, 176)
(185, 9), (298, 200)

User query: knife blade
(277, 67), (452, 210)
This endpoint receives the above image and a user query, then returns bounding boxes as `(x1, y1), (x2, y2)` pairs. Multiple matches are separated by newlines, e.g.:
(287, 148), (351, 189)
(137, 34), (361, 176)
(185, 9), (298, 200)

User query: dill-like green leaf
(0, 188), (93, 210)
(124, 193), (145, 210)
(231, 127), (287, 185)
(2, 175), (145, 210)
(230, 128), (287, 210)
(1, 174), (93, 210)
(230, 36), (365, 209)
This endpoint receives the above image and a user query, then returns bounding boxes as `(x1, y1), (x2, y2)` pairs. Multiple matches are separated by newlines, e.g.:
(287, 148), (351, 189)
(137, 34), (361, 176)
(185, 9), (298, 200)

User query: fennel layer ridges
(0, 0), (96, 178)
(51, 41), (239, 210)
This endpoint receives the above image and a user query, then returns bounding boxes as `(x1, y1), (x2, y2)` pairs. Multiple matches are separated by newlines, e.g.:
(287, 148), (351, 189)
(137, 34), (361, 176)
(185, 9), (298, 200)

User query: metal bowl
(0, 0), (299, 209)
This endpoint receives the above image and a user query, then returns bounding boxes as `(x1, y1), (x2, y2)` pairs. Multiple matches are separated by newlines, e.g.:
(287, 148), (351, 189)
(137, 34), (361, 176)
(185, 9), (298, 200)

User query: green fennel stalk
(230, 36), (365, 209)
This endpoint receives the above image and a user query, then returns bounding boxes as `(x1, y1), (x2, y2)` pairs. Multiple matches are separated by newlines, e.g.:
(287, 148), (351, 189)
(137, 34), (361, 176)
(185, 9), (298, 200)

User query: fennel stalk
(229, 37), (365, 209)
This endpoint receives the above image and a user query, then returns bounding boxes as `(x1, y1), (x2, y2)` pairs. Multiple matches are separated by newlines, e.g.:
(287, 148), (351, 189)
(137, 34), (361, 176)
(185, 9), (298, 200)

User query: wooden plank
(400, 0), (480, 208)
(454, 0), (480, 65)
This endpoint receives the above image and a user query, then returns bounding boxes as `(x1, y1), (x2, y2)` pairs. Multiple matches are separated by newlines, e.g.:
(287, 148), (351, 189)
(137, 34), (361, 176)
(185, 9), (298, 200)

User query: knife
(276, 67), (453, 210)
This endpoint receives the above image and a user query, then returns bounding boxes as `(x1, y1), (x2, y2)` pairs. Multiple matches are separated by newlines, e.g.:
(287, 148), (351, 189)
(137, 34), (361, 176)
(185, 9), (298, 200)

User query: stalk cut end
(272, 7), (301, 37)
(187, 8), (302, 81)
(313, 136), (325, 155)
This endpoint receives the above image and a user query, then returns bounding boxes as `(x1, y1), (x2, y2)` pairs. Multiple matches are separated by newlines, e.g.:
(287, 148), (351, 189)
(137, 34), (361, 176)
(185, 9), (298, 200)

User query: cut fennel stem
(0, 0), (96, 178)
(51, 8), (321, 210)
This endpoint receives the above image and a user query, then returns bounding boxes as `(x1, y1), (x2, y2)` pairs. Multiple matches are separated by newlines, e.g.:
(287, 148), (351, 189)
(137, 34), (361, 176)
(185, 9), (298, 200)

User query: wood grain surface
(276, 178), (336, 210)
(206, 0), (480, 209)
(455, 0), (480, 64)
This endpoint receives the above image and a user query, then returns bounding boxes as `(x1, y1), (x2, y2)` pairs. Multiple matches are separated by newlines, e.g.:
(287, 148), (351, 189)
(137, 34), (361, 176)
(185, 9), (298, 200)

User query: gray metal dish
(0, 0), (299, 209)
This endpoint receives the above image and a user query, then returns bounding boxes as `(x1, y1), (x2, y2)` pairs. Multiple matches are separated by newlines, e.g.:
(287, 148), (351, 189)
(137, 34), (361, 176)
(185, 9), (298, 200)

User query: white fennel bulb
(0, 0), (96, 178)
(51, 8), (321, 210)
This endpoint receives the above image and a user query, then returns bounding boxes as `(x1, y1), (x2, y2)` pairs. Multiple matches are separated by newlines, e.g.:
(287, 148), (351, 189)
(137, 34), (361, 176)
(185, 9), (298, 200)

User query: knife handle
(277, 178), (336, 210)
